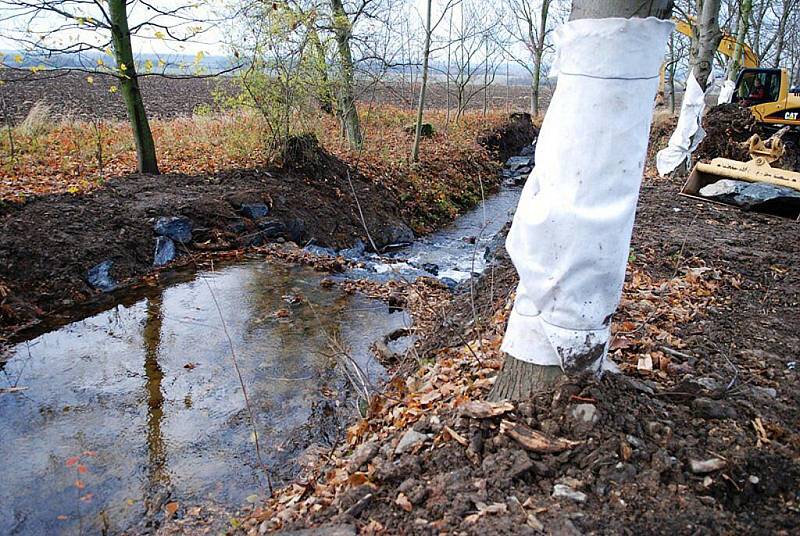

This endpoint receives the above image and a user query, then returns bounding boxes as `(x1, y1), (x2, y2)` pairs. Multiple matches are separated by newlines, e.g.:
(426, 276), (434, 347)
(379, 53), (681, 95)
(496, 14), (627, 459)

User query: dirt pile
(477, 112), (539, 162)
(695, 104), (800, 172)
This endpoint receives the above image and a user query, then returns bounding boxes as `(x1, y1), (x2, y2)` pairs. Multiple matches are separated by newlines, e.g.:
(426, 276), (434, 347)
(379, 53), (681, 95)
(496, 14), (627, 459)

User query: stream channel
(0, 186), (522, 535)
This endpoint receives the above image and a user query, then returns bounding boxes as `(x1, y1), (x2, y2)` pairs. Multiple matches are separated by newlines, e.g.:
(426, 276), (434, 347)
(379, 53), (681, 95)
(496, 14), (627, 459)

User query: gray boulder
(86, 260), (117, 292)
(699, 179), (800, 214)
(339, 239), (366, 260)
(504, 156), (534, 170)
(153, 236), (176, 266)
(241, 203), (270, 219)
(375, 222), (415, 249)
(154, 216), (192, 243)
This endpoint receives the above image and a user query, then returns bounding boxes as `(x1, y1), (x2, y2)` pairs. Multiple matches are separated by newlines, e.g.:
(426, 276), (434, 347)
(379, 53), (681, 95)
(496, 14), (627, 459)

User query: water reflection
(0, 261), (407, 534)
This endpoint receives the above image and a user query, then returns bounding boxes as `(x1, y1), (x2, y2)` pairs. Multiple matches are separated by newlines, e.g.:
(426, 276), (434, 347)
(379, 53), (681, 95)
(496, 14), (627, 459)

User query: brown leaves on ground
(249, 248), (728, 532)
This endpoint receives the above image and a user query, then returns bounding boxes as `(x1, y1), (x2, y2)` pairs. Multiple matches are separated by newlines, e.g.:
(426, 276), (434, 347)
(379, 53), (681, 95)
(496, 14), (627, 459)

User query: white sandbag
(501, 17), (672, 372)
(718, 80), (735, 104)
(656, 72), (708, 176)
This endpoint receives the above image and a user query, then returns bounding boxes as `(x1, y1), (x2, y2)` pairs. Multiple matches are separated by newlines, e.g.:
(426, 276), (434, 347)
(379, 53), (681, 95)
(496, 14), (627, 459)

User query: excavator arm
(673, 18), (759, 69)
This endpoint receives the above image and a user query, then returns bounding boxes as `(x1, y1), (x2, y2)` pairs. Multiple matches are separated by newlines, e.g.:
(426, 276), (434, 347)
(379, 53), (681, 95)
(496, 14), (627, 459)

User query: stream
(0, 185), (522, 535)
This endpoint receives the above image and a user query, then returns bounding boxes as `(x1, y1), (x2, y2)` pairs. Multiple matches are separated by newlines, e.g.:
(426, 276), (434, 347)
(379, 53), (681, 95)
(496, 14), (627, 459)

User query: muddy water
(0, 262), (408, 535)
(0, 186), (522, 535)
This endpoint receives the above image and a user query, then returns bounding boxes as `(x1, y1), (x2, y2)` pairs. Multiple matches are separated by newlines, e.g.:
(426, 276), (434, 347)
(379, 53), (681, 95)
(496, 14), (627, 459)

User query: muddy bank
(0, 117), (535, 335)
(246, 169), (799, 535)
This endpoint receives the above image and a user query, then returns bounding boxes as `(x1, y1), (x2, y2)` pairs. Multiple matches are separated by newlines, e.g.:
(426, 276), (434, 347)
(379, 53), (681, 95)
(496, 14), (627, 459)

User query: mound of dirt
(695, 104), (800, 172)
(477, 112), (539, 162)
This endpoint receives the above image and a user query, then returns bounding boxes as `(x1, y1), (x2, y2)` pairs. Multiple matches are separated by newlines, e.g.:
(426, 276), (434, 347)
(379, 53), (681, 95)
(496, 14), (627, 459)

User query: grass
(0, 105), (506, 232)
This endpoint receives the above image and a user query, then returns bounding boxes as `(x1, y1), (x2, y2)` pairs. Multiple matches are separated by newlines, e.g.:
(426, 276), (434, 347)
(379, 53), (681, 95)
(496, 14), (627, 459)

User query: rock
(276, 525), (355, 536)
(698, 179), (749, 204)
(257, 219), (287, 239)
(504, 156), (534, 170)
(240, 203), (270, 219)
(153, 236), (176, 266)
(736, 182), (800, 212)
(750, 386), (778, 399)
(395, 429), (429, 455)
(520, 142), (537, 157)
(439, 277), (459, 289)
(515, 166), (532, 176)
(227, 219), (247, 234)
(689, 458), (727, 474)
(699, 179), (800, 213)
(339, 239), (366, 260)
(304, 244), (337, 257)
(421, 263), (439, 275)
(286, 219), (306, 243)
(404, 123), (434, 137)
(552, 484), (587, 503)
(154, 216), (192, 243)
(86, 260), (117, 292)
(570, 403), (599, 424)
(375, 222), (415, 249)
(350, 441), (379, 470)
(692, 397), (737, 420)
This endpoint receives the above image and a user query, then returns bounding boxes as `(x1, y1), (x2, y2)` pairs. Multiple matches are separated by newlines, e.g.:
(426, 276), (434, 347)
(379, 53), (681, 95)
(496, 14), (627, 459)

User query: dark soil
(477, 112), (539, 162)
(276, 172), (800, 534)
(0, 117), (535, 337)
(0, 70), (231, 122)
(695, 103), (800, 172)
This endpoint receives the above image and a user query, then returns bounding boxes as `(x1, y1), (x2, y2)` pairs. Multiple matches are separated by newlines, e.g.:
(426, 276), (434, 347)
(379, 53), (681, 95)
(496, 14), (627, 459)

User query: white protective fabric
(501, 17), (673, 372)
(655, 72), (709, 175)
(718, 80), (735, 104)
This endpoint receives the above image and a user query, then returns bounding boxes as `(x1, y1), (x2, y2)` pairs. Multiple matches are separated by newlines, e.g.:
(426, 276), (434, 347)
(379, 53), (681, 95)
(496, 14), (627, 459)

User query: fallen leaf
(165, 501), (179, 516)
(66, 456), (80, 467)
(74, 480), (85, 489)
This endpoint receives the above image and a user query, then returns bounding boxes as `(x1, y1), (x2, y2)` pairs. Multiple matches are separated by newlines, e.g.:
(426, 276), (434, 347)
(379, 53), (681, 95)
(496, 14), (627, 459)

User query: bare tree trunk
(727, 0), (752, 82)
(691, 0), (723, 91)
(108, 0), (159, 174)
(330, 0), (363, 149)
(411, 0), (432, 162)
(668, 32), (677, 114)
(488, 0), (674, 402)
(531, 0), (550, 117)
(446, 11), (453, 126)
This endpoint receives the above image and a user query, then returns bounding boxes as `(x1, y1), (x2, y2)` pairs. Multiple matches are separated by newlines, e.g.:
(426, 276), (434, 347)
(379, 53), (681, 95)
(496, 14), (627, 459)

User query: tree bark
(108, 0), (159, 174)
(411, 0), (432, 162)
(330, 0), (363, 149)
(726, 0), (752, 82)
(488, 0), (673, 402)
(690, 0), (723, 91)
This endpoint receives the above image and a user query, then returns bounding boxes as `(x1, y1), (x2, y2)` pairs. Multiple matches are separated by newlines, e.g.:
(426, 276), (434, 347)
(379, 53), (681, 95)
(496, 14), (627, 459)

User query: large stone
(570, 403), (599, 424)
(286, 219), (306, 243)
(154, 216), (192, 243)
(257, 219), (287, 239)
(304, 244), (336, 257)
(153, 236), (176, 266)
(404, 123), (434, 137)
(699, 179), (800, 213)
(86, 260), (117, 292)
(520, 141), (537, 157)
(504, 156), (534, 170)
(375, 222), (415, 249)
(240, 203), (270, 219)
(552, 484), (587, 503)
(395, 429), (429, 455)
(339, 239), (366, 260)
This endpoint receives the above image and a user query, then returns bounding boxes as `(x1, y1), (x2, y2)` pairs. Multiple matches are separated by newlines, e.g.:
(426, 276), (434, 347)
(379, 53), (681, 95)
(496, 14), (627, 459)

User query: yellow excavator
(662, 19), (800, 130)
(665, 19), (800, 220)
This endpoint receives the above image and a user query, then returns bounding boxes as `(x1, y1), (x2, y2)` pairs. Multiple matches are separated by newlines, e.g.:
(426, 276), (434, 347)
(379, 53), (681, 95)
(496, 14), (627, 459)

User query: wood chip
(460, 400), (514, 419)
(395, 493), (413, 512)
(443, 426), (469, 446)
(500, 420), (581, 453)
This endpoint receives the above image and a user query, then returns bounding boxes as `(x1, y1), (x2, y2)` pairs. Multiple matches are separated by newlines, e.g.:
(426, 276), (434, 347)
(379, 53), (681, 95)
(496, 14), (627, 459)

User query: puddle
(0, 261), (408, 535)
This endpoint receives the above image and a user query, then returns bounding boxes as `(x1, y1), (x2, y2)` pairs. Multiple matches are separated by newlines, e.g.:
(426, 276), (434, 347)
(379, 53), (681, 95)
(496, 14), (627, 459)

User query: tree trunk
(691, 0), (723, 91)
(488, 0), (674, 402)
(330, 0), (363, 149)
(308, 24), (335, 114)
(531, 0), (550, 117)
(108, 0), (159, 174)
(726, 0), (752, 82)
(411, 0), (432, 162)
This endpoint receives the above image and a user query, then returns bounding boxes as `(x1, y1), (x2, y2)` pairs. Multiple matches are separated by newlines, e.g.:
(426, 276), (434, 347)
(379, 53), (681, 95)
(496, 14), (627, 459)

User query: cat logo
(786, 111), (799, 120)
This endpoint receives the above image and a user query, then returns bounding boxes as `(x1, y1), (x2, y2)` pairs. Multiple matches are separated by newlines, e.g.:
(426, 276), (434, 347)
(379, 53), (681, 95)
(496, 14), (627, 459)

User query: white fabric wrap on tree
(501, 17), (673, 372)
(656, 72), (709, 176)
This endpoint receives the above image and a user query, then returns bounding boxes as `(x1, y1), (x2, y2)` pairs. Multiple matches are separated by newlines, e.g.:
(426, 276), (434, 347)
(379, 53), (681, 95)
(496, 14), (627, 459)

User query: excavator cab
(732, 68), (800, 130)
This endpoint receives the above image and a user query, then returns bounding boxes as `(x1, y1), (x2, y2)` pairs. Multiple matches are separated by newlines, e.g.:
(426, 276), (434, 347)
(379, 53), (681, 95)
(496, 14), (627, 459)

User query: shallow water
(0, 185), (522, 535)
(0, 261), (408, 534)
